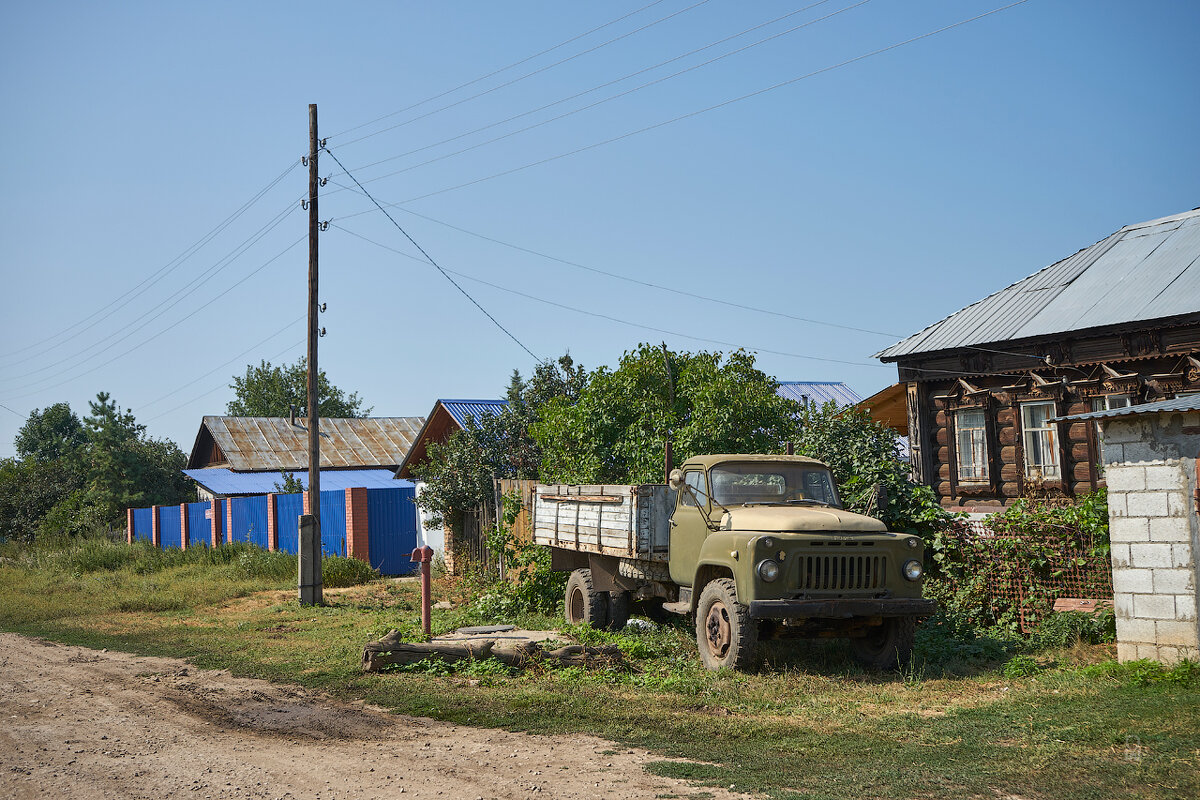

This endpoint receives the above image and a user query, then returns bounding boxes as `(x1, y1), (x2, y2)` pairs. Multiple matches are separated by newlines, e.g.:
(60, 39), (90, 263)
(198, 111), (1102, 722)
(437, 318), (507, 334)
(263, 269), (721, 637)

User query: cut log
(361, 630), (628, 673)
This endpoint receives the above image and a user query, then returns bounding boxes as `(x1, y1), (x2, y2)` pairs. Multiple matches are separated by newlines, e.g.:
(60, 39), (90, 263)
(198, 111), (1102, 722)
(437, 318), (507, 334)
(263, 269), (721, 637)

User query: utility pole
(299, 103), (323, 606)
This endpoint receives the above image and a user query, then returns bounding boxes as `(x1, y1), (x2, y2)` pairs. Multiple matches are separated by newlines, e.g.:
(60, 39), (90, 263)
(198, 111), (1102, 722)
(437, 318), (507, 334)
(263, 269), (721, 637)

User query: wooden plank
(540, 495), (625, 503)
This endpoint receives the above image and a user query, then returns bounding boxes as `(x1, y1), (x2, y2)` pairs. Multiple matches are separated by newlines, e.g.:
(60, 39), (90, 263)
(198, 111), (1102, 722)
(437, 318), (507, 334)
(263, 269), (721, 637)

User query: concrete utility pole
(299, 103), (323, 606)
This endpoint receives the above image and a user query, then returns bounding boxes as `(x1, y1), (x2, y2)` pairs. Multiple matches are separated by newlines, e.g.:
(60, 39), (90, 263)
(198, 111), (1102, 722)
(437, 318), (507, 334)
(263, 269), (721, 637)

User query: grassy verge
(1, 535), (1197, 800)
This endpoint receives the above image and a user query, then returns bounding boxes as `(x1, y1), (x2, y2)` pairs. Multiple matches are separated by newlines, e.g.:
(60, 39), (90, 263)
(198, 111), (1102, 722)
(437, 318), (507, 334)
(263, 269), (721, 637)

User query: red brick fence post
(346, 487), (369, 564)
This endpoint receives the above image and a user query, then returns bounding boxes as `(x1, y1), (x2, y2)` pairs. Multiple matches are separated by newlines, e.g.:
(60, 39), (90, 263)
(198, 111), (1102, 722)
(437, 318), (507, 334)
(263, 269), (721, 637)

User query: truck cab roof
(678, 454), (829, 470)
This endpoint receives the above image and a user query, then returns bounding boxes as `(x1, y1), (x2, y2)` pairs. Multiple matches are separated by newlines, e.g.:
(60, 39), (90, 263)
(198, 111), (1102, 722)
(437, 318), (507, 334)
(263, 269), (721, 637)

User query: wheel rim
(568, 587), (584, 623)
(704, 602), (732, 659)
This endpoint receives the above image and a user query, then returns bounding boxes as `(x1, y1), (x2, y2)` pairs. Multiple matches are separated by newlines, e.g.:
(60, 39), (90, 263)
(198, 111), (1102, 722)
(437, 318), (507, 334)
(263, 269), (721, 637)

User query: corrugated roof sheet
(183, 468), (411, 495)
(199, 416), (425, 471)
(876, 208), (1200, 360)
(776, 381), (862, 406)
(439, 399), (507, 428)
(1058, 394), (1200, 422)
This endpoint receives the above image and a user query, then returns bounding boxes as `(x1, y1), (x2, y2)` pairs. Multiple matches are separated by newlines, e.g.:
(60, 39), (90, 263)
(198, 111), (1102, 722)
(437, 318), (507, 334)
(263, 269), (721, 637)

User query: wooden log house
(873, 207), (1200, 513)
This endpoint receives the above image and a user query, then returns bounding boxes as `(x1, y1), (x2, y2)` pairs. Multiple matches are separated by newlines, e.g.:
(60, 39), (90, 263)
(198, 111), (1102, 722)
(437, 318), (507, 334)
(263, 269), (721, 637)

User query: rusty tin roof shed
(187, 416), (425, 472)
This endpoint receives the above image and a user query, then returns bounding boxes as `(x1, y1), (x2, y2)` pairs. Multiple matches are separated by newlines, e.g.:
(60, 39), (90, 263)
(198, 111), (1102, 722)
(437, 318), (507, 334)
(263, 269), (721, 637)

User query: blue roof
(776, 381), (862, 407)
(183, 468), (412, 496)
(439, 399), (507, 428)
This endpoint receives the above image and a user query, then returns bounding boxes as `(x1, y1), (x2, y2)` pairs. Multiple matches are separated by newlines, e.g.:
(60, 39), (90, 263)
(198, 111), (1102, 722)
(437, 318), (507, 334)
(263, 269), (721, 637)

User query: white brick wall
(1102, 414), (1200, 665)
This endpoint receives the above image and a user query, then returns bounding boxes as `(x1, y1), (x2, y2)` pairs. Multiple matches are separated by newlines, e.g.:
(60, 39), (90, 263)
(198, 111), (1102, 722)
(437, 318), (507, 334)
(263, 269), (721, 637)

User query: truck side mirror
(668, 468), (684, 490)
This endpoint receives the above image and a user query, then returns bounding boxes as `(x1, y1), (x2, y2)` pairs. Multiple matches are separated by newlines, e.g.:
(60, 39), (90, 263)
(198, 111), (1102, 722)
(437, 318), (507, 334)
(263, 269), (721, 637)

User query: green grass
(1, 534), (1197, 800)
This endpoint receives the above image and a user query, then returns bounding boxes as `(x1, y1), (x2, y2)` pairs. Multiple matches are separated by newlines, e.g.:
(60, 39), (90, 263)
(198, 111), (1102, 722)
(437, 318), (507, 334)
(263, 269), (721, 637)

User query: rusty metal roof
(876, 207), (1200, 361)
(190, 416), (425, 471)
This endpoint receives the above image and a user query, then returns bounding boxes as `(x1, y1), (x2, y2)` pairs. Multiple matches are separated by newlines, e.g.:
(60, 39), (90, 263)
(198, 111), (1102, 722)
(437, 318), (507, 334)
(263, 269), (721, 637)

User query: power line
(323, 148), (539, 362)
(1, 195), (302, 384)
(333, 0), (713, 149)
(330, 0), (856, 182)
(334, 200), (900, 338)
(330, 0), (1033, 216)
(143, 336), (306, 423)
(0, 233), (307, 402)
(326, 0), (673, 141)
(0, 159), (300, 364)
(138, 315), (306, 410)
(332, 222), (886, 370)
(0, 401), (23, 418)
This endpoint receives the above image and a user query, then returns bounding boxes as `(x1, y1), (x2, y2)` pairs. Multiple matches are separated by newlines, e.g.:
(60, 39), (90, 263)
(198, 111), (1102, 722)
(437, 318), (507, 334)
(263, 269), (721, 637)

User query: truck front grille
(799, 554), (887, 591)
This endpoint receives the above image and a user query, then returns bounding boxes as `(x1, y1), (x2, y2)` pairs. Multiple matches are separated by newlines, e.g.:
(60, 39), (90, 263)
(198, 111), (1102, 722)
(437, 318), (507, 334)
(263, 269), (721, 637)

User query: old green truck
(532, 454), (936, 670)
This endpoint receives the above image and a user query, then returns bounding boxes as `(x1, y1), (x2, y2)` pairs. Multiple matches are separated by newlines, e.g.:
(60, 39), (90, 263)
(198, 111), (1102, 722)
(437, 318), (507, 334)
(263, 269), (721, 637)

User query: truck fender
(689, 533), (744, 613)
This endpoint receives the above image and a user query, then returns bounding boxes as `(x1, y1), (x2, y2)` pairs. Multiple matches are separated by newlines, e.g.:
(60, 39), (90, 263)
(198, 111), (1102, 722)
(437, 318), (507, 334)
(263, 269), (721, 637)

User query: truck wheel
(850, 617), (916, 671)
(605, 591), (631, 631)
(695, 578), (757, 671)
(564, 569), (609, 628)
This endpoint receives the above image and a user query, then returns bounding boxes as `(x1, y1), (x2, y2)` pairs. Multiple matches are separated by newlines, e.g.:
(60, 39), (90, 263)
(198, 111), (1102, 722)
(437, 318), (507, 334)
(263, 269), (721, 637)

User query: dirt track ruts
(0, 633), (750, 800)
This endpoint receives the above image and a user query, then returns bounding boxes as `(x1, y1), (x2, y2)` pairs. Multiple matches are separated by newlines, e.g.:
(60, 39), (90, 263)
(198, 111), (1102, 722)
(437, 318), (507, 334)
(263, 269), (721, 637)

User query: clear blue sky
(1, 0), (1197, 458)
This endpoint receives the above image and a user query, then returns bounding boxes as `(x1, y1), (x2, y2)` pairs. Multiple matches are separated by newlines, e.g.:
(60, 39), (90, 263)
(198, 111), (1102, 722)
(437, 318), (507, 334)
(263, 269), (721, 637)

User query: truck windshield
(709, 463), (841, 508)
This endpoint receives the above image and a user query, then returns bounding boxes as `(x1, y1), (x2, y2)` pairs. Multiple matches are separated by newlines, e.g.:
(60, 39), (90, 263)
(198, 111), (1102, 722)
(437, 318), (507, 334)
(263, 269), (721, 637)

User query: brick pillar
(302, 491), (311, 514)
(210, 498), (222, 547)
(345, 488), (370, 564)
(180, 503), (190, 549)
(151, 506), (161, 548)
(126, 508), (134, 545)
(266, 493), (278, 552)
(1104, 413), (1200, 664)
(226, 498), (233, 543)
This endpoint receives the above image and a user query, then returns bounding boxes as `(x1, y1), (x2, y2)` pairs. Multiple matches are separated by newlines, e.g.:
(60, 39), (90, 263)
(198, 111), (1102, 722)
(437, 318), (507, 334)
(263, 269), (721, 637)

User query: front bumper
(748, 598), (939, 620)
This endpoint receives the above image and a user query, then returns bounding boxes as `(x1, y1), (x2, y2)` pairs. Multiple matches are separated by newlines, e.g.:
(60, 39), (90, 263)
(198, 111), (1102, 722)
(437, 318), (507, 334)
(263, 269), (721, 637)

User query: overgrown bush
(927, 490), (1111, 635)
(469, 492), (567, 619)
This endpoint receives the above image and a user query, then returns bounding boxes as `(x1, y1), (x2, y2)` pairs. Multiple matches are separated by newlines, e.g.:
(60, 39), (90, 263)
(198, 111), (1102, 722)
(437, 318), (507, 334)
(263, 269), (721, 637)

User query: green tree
(411, 355), (586, 530)
(793, 401), (950, 539)
(15, 402), (87, 463)
(226, 357), (371, 418)
(532, 345), (801, 485)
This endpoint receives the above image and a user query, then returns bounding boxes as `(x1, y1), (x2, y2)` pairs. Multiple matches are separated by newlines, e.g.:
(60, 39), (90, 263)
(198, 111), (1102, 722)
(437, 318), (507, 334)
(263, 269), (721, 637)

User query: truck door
(669, 468), (712, 586)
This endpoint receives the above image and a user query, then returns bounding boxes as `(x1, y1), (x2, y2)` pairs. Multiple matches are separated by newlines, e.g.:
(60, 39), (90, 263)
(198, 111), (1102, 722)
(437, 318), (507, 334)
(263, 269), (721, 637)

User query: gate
(367, 487), (418, 576)
(230, 496), (269, 548)
(186, 502), (211, 547)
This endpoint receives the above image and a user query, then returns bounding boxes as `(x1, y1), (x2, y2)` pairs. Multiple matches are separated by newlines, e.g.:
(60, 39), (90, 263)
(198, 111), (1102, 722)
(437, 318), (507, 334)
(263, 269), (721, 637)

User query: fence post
(226, 497), (233, 543)
(345, 487), (369, 564)
(180, 503), (190, 549)
(126, 508), (134, 545)
(151, 506), (161, 549)
(267, 493), (278, 552)
(210, 498), (221, 547)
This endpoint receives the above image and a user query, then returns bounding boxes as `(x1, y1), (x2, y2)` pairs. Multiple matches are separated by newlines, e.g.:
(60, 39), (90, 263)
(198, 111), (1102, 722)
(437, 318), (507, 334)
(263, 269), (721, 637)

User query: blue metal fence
(319, 490), (346, 558)
(230, 496), (270, 548)
(274, 493), (305, 554)
(158, 505), (182, 549)
(186, 502), (211, 547)
(127, 486), (419, 568)
(367, 487), (418, 576)
(132, 508), (153, 542)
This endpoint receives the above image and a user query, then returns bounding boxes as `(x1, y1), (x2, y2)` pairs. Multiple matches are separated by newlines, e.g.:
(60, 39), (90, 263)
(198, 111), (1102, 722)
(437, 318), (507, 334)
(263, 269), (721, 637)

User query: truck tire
(605, 591), (631, 631)
(618, 558), (670, 582)
(564, 569), (609, 628)
(695, 578), (757, 671)
(850, 617), (915, 671)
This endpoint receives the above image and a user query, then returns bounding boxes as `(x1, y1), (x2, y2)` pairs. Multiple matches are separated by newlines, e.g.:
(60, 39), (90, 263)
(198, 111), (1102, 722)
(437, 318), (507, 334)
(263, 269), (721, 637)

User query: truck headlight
(903, 559), (923, 581)
(757, 559), (781, 582)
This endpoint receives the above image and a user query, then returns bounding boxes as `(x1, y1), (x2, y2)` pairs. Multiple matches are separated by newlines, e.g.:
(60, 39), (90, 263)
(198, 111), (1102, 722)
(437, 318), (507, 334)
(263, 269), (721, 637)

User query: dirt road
(0, 633), (744, 800)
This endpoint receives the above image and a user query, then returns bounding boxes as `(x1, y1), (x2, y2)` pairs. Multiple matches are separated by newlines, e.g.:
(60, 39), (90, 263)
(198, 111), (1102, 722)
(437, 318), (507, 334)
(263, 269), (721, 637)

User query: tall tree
(226, 357), (370, 417)
(15, 402), (87, 463)
(532, 345), (801, 485)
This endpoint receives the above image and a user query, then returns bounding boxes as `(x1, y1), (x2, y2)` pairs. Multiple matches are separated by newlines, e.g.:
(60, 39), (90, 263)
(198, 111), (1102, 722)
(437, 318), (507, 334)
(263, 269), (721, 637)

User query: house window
(1091, 395), (1131, 477)
(955, 409), (988, 482)
(1021, 401), (1060, 480)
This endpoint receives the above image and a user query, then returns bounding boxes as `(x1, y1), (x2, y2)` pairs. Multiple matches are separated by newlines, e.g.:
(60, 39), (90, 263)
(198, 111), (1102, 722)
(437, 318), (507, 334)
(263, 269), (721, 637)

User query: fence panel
(319, 490), (346, 558)
(367, 487), (419, 576)
(230, 496), (270, 548)
(186, 502), (211, 547)
(158, 505), (182, 550)
(132, 508), (153, 542)
(274, 493), (305, 554)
